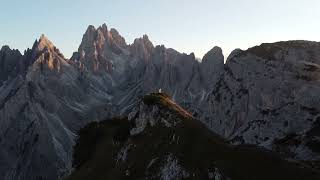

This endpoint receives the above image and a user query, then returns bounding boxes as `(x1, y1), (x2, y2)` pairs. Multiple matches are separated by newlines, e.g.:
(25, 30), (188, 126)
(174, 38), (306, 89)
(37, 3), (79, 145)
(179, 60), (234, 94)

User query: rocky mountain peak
(72, 24), (128, 73)
(189, 52), (196, 59)
(0, 45), (21, 58)
(80, 24), (127, 52)
(142, 34), (149, 41)
(26, 34), (68, 75)
(110, 28), (127, 48)
(98, 23), (108, 34)
(226, 48), (243, 61)
(33, 34), (56, 52)
(30, 34), (65, 62)
(129, 92), (193, 135)
(79, 25), (98, 51)
(1, 45), (12, 52)
(130, 34), (154, 61)
(200, 46), (224, 88)
(202, 46), (224, 64)
(85, 25), (96, 35)
(0, 45), (22, 84)
(133, 34), (153, 47)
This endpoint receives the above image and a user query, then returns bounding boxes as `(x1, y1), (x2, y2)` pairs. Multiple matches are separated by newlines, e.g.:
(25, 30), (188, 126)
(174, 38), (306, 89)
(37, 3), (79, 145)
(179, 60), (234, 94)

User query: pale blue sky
(1, 0), (320, 58)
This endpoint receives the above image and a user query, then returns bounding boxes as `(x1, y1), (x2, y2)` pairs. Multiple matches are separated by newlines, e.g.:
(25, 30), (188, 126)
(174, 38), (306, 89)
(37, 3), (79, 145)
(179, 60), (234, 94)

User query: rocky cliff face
(202, 41), (320, 162)
(1, 23), (320, 179)
(0, 34), (116, 180)
(70, 24), (224, 116)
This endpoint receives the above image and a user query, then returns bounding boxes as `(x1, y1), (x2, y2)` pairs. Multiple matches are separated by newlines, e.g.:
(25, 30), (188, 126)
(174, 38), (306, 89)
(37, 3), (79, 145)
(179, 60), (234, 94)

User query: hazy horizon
(1, 0), (320, 59)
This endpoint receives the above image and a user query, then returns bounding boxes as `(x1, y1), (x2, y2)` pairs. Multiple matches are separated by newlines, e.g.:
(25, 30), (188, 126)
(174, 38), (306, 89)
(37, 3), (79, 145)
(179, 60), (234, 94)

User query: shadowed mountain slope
(67, 93), (320, 180)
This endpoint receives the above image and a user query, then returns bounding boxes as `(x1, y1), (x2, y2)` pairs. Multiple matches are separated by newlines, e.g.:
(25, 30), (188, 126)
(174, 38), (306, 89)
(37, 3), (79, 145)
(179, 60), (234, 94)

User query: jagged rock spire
(110, 28), (127, 48)
(32, 34), (55, 52)
(202, 46), (224, 64)
(72, 23), (128, 73)
(200, 46), (224, 88)
(26, 34), (68, 75)
(130, 34), (154, 61)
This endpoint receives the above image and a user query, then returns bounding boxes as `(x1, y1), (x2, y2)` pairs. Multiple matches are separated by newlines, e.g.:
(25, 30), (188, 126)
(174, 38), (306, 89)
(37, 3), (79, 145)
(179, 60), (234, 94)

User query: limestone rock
(203, 41), (320, 162)
(129, 35), (154, 61)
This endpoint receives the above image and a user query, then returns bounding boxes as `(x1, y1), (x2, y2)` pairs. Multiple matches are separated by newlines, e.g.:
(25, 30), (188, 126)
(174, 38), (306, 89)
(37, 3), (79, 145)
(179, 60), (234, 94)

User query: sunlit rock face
(70, 24), (129, 75)
(69, 24), (222, 116)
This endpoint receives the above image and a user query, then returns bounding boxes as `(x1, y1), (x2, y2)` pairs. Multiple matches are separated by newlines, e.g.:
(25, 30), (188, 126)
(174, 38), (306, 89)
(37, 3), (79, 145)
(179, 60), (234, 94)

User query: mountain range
(0, 23), (320, 179)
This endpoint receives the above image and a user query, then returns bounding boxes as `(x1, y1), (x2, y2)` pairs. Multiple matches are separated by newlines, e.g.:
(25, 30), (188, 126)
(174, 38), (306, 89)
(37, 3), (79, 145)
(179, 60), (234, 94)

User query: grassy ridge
(67, 93), (320, 180)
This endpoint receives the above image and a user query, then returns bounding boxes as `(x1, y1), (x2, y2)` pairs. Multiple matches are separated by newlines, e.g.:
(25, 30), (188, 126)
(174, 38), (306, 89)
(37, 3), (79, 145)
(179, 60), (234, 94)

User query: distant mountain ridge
(0, 23), (320, 179)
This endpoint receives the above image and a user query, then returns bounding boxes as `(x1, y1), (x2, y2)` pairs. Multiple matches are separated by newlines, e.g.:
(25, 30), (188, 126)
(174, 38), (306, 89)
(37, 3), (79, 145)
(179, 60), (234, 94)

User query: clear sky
(1, 0), (320, 59)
